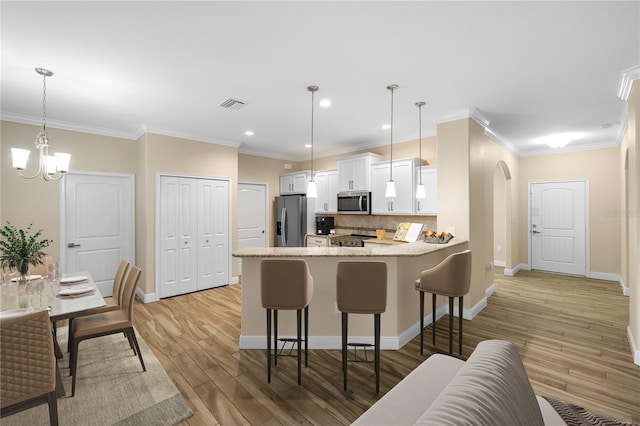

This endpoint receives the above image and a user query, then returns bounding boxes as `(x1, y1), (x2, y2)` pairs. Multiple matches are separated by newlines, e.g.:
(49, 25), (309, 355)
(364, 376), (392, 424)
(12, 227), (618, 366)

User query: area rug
(3, 328), (193, 425)
(543, 396), (637, 426)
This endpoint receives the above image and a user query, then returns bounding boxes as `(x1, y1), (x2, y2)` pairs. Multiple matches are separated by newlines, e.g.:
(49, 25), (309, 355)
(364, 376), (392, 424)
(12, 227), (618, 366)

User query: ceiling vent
(219, 98), (247, 110)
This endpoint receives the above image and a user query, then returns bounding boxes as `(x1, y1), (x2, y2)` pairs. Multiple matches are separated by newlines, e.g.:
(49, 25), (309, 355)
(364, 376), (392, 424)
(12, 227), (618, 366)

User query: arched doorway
(494, 161), (513, 274)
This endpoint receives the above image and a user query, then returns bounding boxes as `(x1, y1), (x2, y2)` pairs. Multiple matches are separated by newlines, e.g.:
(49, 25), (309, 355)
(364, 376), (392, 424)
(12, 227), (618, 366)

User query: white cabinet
(159, 176), (230, 298)
(371, 158), (418, 215)
(314, 169), (338, 213)
(338, 153), (382, 192)
(415, 165), (437, 215)
(280, 171), (311, 195)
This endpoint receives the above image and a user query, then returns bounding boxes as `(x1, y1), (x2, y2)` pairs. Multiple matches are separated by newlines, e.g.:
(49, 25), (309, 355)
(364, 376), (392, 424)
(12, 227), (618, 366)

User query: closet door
(160, 176), (197, 297)
(197, 179), (216, 290)
(212, 180), (229, 287)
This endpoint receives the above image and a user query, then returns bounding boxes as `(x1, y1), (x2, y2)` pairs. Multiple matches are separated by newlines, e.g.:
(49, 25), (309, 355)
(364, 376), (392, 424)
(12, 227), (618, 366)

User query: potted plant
(0, 221), (51, 284)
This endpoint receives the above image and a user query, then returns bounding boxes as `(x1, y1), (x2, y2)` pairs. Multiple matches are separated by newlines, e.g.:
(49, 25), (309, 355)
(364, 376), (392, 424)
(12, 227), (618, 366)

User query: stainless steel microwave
(337, 191), (371, 215)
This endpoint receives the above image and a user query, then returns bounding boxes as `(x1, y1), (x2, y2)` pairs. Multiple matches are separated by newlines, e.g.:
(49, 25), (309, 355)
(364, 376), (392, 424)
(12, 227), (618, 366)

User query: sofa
(353, 340), (565, 426)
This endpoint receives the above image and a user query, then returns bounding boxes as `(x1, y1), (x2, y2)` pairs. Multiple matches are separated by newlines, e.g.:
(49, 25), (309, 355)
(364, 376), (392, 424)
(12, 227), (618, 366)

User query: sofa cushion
(415, 340), (545, 426)
(352, 354), (465, 425)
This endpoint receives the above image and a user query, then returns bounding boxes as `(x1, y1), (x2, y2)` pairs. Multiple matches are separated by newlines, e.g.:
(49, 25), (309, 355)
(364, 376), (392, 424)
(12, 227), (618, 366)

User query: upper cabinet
(314, 169), (338, 213)
(279, 171), (311, 195)
(371, 158), (419, 215)
(337, 153), (382, 192)
(415, 165), (437, 215)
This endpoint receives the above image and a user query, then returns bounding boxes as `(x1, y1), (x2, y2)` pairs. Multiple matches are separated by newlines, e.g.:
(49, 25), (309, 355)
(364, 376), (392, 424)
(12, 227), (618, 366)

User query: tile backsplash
(328, 214), (437, 236)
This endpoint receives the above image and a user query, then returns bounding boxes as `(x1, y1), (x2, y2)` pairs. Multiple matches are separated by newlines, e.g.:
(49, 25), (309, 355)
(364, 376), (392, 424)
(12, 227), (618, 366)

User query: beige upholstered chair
(415, 250), (472, 356)
(261, 259), (313, 385)
(69, 266), (145, 396)
(28, 255), (53, 277)
(66, 259), (131, 352)
(1, 310), (58, 425)
(336, 261), (387, 393)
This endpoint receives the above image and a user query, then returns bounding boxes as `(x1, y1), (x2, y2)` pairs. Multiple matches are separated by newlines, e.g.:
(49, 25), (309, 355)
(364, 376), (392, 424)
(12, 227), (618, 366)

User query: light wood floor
(133, 269), (640, 425)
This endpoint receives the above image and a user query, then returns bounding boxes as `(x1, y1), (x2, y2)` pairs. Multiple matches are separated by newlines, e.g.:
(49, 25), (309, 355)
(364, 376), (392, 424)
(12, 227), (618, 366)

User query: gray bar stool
(336, 261), (387, 393)
(415, 250), (471, 356)
(261, 259), (313, 385)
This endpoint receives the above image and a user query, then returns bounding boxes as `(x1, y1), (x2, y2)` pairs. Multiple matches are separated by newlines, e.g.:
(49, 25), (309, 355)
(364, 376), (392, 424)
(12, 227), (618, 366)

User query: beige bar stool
(415, 250), (471, 357)
(336, 261), (387, 393)
(261, 259), (313, 385)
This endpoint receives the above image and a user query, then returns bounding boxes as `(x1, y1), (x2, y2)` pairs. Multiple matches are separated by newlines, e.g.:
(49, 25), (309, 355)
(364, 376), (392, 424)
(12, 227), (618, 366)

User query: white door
(211, 180), (230, 287)
(237, 183), (267, 275)
(530, 181), (587, 275)
(64, 172), (134, 296)
(197, 179), (216, 290)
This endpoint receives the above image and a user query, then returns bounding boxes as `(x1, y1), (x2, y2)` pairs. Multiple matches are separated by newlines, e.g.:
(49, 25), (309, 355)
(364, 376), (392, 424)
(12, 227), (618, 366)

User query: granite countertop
(233, 239), (467, 258)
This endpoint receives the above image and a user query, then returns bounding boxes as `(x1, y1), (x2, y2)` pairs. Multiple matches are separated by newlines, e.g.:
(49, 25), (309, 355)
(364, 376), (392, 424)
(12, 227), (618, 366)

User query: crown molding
(136, 125), (241, 148)
(484, 126), (521, 156)
(519, 139), (620, 157)
(434, 108), (474, 125)
(1, 112), (138, 140)
(618, 65), (640, 101)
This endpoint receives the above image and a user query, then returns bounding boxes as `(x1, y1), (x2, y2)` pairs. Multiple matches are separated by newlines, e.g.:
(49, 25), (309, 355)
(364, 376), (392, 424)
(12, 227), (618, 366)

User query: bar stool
(261, 259), (313, 385)
(336, 261), (387, 393)
(415, 250), (471, 357)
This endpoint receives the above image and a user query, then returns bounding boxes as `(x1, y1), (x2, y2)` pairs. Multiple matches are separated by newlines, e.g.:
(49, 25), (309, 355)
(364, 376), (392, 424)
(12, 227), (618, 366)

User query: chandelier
(11, 68), (71, 181)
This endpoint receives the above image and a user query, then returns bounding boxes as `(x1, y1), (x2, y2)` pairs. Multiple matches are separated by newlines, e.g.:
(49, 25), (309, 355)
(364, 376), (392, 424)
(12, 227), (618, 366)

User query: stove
(330, 234), (374, 247)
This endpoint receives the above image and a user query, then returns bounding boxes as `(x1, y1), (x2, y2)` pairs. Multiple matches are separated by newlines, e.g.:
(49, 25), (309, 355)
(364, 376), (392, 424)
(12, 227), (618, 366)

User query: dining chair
(66, 259), (131, 352)
(0, 310), (58, 425)
(69, 266), (145, 396)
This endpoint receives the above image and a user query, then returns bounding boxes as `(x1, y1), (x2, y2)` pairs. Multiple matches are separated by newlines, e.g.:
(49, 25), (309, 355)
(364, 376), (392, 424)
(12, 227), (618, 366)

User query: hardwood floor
(133, 269), (640, 425)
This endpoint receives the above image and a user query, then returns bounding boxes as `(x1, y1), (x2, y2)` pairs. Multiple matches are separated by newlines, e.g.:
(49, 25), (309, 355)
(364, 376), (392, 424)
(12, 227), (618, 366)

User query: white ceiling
(1, 1), (639, 160)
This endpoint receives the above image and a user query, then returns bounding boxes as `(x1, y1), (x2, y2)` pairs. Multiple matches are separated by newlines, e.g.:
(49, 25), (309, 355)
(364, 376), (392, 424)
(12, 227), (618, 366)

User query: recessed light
(319, 99), (332, 107)
(381, 124), (391, 130)
(305, 144), (312, 148)
(534, 132), (585, 149)
(245, 130), (254, 136)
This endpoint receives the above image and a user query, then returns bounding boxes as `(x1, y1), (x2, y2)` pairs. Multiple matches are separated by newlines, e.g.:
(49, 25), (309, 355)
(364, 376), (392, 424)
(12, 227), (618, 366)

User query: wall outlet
(284, 163), (293, 170)
(445, 226), (456, 235)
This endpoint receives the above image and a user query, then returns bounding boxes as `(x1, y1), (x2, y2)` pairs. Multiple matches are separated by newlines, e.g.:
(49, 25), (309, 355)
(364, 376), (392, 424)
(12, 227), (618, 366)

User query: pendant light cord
(311, 89), (314, 178)
(418, 103), (422, 185)
(390, 86), (395, 181)
(41, 73), (48, 133)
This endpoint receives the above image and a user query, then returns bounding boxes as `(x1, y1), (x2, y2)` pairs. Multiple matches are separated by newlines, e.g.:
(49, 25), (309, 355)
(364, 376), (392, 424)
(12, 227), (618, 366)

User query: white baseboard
(627, 326), (640, 366)
(493, 260), (506, 268)
(589, 272), (629, 296)
(230, 276), (240, 285)
(486, 283), (497, 298)
(504, 263), (529, 276)
(136, 288), (158, 303)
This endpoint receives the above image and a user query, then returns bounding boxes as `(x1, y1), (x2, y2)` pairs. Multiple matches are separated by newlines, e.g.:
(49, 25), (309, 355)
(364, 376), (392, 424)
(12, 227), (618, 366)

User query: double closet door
(159, 176), (230, 298)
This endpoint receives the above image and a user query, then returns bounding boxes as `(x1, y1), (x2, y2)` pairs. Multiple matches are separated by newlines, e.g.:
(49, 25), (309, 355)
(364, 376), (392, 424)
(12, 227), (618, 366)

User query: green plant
(0, 222), (51, 276)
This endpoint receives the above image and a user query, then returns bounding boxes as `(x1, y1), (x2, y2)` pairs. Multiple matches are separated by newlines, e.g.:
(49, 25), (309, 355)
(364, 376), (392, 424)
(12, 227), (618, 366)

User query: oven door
(337, 192), (371, 215)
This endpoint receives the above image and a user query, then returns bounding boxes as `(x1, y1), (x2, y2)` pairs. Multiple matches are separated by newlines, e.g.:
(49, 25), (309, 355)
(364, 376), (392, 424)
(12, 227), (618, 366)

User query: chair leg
(374, 313), (381, 394)
(266, 309), (271, 384)
(342, 312), (348, 391)
(448, 297), (454, 356)
(304, 305), (309, 367)
(128, 327), (146, 372)
(419, 291), (424, 356)
(274, 309), (278, 366)
(126, 330), (137, 355)
(297, 309), (302, 386)
(432, 294), (436, 346)
(47, 390), (59, 426)
(459, 296), (464, 356)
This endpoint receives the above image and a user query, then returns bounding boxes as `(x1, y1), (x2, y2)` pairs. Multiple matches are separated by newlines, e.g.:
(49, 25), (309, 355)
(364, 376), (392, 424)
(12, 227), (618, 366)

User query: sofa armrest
(353, 354), (464, 426)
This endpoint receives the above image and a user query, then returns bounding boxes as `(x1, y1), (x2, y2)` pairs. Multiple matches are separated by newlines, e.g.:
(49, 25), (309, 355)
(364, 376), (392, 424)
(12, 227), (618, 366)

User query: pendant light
(12, 67), (71, 181)
(415, 101), (426, 199)
(385, 84), (398, 198)
(306, 85), (319, 198)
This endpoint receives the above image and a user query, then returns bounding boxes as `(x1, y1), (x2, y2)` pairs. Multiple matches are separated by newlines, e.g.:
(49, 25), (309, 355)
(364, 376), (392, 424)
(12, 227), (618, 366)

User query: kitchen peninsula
(233, 240), (468, 350)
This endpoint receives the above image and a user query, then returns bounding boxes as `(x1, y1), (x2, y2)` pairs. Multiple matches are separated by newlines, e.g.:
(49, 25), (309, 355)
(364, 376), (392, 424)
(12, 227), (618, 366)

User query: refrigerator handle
(281, 207), (287, 246)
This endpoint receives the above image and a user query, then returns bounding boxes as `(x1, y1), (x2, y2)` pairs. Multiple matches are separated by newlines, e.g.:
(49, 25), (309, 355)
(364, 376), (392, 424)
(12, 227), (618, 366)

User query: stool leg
(342, 312), (348, 391)
(266, 309), (272, 384)
(419, 291), (424, 356)
(304, 305), (309, 367)
(274, 310), (278, 365)
(374, 313), (381, 394)
(448, 297), (454, 356)
(297, 309), (302, 386)
(432, 293), (437, 346)
(459, 296), (464, 356)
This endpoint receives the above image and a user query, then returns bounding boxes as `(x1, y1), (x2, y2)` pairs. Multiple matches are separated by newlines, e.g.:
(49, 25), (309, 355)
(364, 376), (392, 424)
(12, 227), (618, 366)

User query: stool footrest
(277, 338), (306, 358)
(346, 342), (374, 363)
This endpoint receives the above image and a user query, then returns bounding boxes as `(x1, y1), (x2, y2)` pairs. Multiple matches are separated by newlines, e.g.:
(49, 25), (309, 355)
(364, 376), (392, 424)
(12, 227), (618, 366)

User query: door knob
(67, 243), (81, 248)
(531, 230), (541, 234)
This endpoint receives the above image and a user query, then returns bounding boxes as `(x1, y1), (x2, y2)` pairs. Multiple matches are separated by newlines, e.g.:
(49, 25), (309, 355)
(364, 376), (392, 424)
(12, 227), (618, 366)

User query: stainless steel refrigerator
(275, 195), (315, 247)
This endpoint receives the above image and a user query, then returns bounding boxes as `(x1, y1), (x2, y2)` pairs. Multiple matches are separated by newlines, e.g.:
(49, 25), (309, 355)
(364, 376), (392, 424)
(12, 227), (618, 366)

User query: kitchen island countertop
(232, 239), (467, 258)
